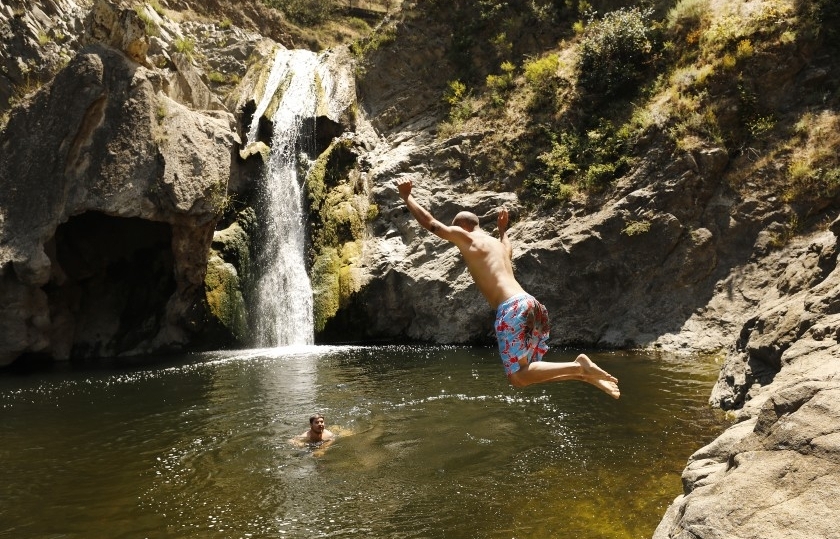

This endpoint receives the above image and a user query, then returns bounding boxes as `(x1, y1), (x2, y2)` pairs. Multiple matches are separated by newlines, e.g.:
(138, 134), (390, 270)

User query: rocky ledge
(652, 219), (840, 538)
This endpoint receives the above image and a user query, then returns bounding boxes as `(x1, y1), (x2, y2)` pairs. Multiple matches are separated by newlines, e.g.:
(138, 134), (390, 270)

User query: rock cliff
(0, 0), (245, 362)
(2, 1), (840, 538)
(653, 220), (840, 539)
(325, 4), (840, 538)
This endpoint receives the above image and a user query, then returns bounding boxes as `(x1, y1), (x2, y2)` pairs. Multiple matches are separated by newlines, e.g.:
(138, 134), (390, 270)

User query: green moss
(622, 219), (652, 236)
(311, 248), (340, 333)
(304, 129), (370, 335)
(366, 203), (379, 222)
(311, 241), (364, 333)
(307, 151), (329, 210)
(204, 252), (247, 340)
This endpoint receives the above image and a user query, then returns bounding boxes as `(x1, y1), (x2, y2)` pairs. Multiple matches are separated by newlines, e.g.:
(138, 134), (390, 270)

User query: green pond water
(0, 346), (729, 539)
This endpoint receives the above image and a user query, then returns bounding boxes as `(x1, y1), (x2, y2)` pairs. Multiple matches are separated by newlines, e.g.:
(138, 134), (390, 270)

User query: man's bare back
(454, 219), (527, 308)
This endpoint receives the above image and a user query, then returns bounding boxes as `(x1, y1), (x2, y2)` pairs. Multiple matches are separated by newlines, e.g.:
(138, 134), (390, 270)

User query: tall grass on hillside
(784, 111), (840, 204)
(666, 0), (709, 32)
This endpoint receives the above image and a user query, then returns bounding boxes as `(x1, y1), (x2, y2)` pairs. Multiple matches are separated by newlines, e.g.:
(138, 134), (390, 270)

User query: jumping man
(397, 178), (620, 399)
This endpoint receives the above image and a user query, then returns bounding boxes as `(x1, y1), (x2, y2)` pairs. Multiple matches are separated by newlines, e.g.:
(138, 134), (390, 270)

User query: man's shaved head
(452, 211), (480, 230)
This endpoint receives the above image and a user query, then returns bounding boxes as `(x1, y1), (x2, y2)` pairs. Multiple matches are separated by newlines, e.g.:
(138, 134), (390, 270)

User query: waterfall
(247, 49), (328, 348)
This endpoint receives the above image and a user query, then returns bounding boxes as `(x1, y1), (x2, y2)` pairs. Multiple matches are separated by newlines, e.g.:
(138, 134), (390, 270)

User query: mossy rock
(311, 240), (364, 333)
(311, 247), (341, 333)
(211, 220), (252, 283)
(204, 251), (248, 342)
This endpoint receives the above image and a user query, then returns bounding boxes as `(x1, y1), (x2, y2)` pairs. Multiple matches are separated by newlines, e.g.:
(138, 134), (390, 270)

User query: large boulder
(0, 42), (239, 365)
(654, 223), (840, 539)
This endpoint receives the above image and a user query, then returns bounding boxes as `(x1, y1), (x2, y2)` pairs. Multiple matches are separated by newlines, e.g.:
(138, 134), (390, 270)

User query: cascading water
(247, 49), (330, 347)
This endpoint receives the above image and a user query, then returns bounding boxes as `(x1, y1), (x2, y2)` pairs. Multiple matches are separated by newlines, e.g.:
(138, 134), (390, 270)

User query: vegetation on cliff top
(428, 0), (840, 219)
(134, 0), (395, 50)
(149, 0), (839, 221)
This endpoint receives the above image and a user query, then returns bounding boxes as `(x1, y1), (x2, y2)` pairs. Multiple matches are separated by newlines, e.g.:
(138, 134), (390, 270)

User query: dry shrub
(784, 111), (840, 202)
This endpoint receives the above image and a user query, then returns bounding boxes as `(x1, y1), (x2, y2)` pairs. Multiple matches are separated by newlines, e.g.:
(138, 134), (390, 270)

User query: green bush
(524, 54), (558, 89)
(444, 80), (467, 106)
(486, 61), (515, 106)
(538, 133), (580, 182)
(264, 0), (335, 26)
(577, 7), (654, 98)
(523, 171), (578, 205)
(443, 80), (472, 123)
(666, 0), (709, 32)
(581, 162), (618, 191)
(523, 54), (560, 109)
(528, 115), (635, 201)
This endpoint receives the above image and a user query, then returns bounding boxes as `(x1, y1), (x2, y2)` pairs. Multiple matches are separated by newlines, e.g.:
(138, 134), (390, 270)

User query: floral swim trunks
(494, 293), (550, 376)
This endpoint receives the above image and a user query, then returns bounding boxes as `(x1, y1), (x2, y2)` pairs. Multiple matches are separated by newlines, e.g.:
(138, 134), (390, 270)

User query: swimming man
(397, 178), (620, 399)
(291, 413), (336, 456)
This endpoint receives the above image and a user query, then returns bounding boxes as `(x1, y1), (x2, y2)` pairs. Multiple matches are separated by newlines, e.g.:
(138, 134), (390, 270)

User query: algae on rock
(306, 136), (373, 334)
(203, 210), (257, 344)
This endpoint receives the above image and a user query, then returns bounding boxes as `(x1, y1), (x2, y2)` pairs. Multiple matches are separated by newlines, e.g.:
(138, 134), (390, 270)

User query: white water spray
(247, 49), (331, 347)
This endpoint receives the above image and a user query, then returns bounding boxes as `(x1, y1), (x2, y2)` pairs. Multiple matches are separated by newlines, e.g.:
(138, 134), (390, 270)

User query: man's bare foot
(589, 378), (621, 399)
(576, 354), (620, 399)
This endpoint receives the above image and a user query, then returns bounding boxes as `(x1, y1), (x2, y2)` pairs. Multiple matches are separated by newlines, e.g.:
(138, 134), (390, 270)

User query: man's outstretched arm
(397, 178), (442, 232)
(397, 178), (466, 244)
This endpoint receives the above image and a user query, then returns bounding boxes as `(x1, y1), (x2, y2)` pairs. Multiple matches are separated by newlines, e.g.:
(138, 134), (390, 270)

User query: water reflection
(0, 346), (728, 539)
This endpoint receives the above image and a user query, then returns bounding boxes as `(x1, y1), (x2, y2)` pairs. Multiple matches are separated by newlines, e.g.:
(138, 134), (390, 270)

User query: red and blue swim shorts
(494, 293), (550, 376)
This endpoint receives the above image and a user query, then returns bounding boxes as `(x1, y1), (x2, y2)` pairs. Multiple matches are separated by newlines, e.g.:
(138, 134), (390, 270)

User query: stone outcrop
(0, 0), (90, 112)
(652, 221), (840, 539)
(0, 1), (242, 364)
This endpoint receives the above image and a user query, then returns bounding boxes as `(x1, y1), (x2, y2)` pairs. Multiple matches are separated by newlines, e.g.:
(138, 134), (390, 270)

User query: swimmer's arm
(289, 435), (307, 448)
(311, 437), (335, 457)
(498, 207), (512, 259)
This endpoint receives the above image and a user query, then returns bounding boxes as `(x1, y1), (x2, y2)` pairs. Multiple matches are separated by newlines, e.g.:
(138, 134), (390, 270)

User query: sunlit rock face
(653, 219), (840, 539)
(0, 34), (239, 366)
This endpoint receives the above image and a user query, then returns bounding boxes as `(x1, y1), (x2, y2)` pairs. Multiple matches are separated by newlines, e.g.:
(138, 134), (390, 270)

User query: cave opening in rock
(45, 212), (176, 360)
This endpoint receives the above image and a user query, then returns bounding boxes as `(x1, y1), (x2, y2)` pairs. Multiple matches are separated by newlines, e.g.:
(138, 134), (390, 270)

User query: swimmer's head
(452, 211), (479, 231)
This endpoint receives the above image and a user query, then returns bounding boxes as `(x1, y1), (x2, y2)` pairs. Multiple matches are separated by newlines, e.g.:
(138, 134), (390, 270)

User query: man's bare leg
(508, 354), (620, 399)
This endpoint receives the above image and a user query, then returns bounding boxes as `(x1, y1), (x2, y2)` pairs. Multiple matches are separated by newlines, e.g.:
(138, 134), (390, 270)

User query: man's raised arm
(397, 178), (464, 244)
(498, 207), (513, 259)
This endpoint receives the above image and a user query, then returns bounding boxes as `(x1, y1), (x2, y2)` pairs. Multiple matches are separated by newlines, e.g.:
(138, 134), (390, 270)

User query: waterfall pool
(0, 346), (729, 538)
